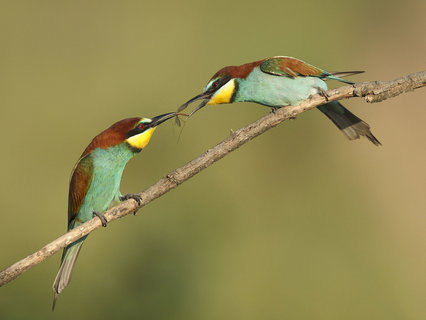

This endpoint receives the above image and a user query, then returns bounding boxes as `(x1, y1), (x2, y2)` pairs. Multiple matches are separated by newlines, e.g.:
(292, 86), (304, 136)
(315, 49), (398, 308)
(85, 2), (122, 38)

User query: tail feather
(52, 239), (84, 311)
(325, 71), (365, 84)
(318, 101), (381, 146)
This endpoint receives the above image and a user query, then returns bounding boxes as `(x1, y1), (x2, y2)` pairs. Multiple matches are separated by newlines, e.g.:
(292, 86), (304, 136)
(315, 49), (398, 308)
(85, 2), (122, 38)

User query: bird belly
(72, 146), (132, 225)
(76, 171), (123, 222)
(236, 67), (328, 107)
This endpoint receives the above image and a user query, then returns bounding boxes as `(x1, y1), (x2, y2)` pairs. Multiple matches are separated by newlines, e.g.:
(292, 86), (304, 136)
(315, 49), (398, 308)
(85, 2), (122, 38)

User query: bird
(52, 112), (179, 310)
(178, 56), (380, 145)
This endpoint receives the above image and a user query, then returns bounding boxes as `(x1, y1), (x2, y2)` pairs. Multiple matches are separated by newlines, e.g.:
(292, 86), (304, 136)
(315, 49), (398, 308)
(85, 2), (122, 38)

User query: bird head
(178, 72), (236, 117)
(178, 66), (240, 118)
(81, 112), (178, 157)
(125, 112), (178, 150)
(178, 60), (264, 118)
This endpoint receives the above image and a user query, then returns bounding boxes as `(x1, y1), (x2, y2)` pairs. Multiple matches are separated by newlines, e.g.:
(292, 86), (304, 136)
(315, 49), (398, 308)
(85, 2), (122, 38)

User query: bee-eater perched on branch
(179, 56), (380, 145)
(52, 112), (179, 310)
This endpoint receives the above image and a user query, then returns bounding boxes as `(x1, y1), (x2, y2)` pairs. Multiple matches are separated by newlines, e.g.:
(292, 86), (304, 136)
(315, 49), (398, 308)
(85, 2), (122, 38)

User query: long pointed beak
(150, 112), (177, 127)
(177, 92), (212, 119)
(187, 98), (209, 118)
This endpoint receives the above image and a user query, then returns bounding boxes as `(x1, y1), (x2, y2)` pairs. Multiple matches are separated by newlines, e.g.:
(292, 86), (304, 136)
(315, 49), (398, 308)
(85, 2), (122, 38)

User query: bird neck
(233, 69), (264, 103)
(90, 142), (139, 171)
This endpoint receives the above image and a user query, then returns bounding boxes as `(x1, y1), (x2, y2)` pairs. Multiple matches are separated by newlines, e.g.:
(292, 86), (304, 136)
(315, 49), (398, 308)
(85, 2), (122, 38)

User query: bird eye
(138, 123), (145, 130)
(212, 81), (219, 89)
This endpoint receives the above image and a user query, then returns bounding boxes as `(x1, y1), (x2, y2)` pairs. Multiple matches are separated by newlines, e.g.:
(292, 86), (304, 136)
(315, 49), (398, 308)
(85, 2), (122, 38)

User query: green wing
(260, 56), (326, 77)
(260, 56), (362, 84)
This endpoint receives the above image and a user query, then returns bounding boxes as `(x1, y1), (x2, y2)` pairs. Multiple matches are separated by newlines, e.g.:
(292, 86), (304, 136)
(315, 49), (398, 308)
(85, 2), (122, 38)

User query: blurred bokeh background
(0, 0), (425, 319)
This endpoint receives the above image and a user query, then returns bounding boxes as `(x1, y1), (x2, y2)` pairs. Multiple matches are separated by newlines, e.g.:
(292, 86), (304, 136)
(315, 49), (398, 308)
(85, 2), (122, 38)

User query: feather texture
(68, 156), (93, 225)
(260, 56), (324, 77)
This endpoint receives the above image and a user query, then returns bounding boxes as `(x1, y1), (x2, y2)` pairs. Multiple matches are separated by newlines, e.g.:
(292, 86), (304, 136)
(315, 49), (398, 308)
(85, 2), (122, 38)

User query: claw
(93, 211), (108, 227)
(119, 193), (142, 205)
(270, 107), (280, 114)
(119, 193), (142, 215)
(316, 87), (329, 101)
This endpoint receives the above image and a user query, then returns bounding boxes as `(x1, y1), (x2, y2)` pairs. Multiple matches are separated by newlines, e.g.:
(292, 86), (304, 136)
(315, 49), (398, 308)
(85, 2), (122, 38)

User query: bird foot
(315, 87), (329, 101)
(119, 193), (142, 215)
(270, 107), (280, 114)
(93, 211), (108, 227)
(120, 193), (142, 205)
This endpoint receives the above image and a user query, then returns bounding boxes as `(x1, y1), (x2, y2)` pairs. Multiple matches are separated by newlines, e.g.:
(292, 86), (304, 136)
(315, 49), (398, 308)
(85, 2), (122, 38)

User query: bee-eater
(179, 56), (380, 145)
(52, 112), (178, 310)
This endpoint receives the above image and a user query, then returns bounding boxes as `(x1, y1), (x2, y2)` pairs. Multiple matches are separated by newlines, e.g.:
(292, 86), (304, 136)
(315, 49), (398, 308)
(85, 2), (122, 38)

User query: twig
(1, 71), (425, 287)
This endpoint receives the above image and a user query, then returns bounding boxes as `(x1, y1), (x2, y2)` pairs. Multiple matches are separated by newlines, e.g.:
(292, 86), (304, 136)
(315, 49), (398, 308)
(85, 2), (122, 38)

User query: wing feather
(67, 154), (94, 227)
(260, 56), (325, 78)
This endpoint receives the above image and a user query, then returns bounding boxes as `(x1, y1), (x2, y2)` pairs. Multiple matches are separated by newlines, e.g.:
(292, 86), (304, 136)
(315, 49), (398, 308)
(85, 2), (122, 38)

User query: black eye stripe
(126, 122), (151, 138)
(209, 75), (232, 93)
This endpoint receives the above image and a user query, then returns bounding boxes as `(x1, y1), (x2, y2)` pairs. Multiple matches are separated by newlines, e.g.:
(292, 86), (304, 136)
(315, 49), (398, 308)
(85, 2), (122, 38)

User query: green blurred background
(1, 0), (425, 319)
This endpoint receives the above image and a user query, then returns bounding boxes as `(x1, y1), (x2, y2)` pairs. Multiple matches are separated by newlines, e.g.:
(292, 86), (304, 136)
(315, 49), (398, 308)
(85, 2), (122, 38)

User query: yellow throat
(208, 79), (235, 105)
(126, 127), (156, 149)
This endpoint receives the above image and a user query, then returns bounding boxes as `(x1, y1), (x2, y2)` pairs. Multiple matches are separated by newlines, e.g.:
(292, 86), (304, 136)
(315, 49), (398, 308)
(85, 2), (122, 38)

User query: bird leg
(92, 211), (108, 227)
(119, 193), (142, 215)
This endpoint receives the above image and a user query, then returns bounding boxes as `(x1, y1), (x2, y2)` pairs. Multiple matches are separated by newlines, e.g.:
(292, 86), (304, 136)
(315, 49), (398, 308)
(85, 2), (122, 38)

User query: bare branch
(1, 71), (425, 287)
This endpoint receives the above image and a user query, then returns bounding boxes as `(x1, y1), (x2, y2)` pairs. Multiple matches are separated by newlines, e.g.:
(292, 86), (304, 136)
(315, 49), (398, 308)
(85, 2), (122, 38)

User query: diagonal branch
(1, 71), (425, 287)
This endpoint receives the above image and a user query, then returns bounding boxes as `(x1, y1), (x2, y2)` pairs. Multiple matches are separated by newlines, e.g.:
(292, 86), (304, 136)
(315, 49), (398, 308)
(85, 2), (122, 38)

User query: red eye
(212, 81), (219, 89)
(138, 123), (145, 130)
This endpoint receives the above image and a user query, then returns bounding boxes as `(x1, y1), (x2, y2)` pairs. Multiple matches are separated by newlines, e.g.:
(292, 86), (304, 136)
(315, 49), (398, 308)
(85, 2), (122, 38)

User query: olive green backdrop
(1, 1), (425, 319)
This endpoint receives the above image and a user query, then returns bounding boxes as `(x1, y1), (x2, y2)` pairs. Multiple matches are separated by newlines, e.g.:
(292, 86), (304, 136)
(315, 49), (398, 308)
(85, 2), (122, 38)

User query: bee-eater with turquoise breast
(179, 56), (380, 145)
(52, 112), (178, 310)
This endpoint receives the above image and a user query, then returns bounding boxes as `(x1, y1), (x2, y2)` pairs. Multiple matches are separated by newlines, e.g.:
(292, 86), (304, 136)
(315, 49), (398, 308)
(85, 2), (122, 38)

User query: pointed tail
(52, 238), (85, 311)
(326, 71), (365, 84)
(318, 101), (381, 146)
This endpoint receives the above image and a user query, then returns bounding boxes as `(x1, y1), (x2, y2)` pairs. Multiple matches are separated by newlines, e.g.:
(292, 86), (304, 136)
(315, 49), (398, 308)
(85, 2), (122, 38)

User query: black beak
(150, 112), (177, 127)
(177, 92), (212, 118)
